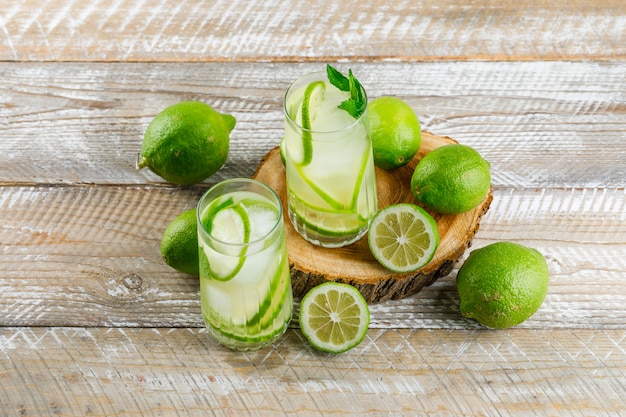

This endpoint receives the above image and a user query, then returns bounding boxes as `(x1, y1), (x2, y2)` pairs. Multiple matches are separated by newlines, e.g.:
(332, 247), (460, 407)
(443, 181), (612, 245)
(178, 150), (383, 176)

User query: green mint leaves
(326, 64), (366, 119)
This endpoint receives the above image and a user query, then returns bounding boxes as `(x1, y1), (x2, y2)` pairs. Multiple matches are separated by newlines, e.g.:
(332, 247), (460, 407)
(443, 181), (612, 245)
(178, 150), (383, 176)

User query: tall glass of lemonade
(283, 66), (378, 248)
(197, 178), (293, 351)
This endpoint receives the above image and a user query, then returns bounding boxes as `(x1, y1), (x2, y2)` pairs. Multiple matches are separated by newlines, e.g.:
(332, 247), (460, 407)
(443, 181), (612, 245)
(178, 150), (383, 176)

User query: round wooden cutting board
(252, 131), (493, 303)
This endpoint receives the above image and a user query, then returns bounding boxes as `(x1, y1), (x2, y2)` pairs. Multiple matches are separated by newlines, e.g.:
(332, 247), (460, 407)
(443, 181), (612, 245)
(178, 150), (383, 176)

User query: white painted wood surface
(2, 327), (625, 416)
(1, 0), (625, 415)
(1, 0), (625, 61)
(2, 61), (624, 188)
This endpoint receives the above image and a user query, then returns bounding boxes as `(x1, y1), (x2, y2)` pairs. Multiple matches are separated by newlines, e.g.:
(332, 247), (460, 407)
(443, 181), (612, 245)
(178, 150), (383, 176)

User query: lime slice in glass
(279, 136), (286, 166)
(203, 204), (250, 281)
(367, 203), (440, 273)
(300, 80), (326, 166)
(205, 310), (289, 345)
(298, 282), (370, 354)
(239, 198), (279, 242)
(289, 201), (367, 238)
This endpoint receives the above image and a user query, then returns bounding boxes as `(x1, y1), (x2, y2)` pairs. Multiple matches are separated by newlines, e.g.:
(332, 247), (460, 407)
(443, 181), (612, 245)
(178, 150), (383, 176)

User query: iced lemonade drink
(283, 66), (378, 247)
(197, 179), (292, 351)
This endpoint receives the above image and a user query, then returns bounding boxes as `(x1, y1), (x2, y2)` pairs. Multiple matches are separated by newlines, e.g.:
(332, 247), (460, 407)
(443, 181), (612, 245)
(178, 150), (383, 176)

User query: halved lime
(367, 203), (440, 273)
(203, 204), (250, 281)
(298, 282), (370, 354)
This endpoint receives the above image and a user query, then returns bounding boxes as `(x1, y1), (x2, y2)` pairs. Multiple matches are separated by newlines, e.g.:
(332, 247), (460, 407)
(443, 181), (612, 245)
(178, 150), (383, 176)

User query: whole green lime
(369, 96), (421, 170)
(160, 208), (199, 275)
(137, 101), (236, 185)
(456, 242), (549, 329)
(411, 144), (490, 214)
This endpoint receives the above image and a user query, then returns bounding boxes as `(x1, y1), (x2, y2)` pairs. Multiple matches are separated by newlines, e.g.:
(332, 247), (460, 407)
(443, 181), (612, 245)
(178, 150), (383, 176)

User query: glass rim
(283, 70), (368, 135)
(196, 178), (283, 249)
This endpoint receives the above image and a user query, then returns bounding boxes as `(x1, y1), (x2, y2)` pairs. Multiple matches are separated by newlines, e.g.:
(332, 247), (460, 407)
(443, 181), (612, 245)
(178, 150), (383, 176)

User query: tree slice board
(252, 131), (493, 303)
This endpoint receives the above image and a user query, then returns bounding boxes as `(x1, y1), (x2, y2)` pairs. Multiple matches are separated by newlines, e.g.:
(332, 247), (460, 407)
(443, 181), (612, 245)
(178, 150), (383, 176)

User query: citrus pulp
(299, 282), (370, 354)
(368, 203), (439, 273)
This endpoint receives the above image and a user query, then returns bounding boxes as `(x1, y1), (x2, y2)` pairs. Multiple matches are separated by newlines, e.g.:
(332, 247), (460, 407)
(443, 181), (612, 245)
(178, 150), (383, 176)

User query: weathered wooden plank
(1, 327), (624, 416)
(1, 0), (625, 62)
(1, 185), (624, 328)
(1, 61), (625, 188)
(0, 185), (204, 328)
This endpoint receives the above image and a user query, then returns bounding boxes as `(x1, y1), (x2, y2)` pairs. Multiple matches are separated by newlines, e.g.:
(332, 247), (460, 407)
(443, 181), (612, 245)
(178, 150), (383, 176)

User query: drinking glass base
(204, 320), (290, 352)
(288, 208), (369, 248)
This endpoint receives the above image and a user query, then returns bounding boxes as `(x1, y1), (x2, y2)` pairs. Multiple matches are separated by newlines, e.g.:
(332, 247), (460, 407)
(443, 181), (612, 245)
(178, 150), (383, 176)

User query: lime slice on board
(367, 203), (440, 273)
(298, 282), (370, 354)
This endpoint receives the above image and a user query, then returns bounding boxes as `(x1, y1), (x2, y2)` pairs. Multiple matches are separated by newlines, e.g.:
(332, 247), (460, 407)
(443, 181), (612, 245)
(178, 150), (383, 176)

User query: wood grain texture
(1, 185), (624, 328)
(1, 0), (625, 62)
(1, 327), (625, 416)
(1, 61), (625, 187)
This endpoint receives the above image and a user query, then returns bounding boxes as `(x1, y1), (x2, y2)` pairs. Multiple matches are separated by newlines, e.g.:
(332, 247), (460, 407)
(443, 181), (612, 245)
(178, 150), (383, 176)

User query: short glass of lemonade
(283, 69), (378, 248)
(197, 178), (293, 351)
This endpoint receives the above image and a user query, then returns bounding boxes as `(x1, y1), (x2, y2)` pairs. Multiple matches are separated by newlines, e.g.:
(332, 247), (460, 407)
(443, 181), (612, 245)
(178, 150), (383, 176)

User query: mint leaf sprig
(326, 64), (366, 119)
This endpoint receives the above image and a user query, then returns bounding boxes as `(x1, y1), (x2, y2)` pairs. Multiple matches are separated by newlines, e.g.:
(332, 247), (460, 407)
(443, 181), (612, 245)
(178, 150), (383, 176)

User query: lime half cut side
(368, 203), (440, 273)
(299, 282), (370, 354)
